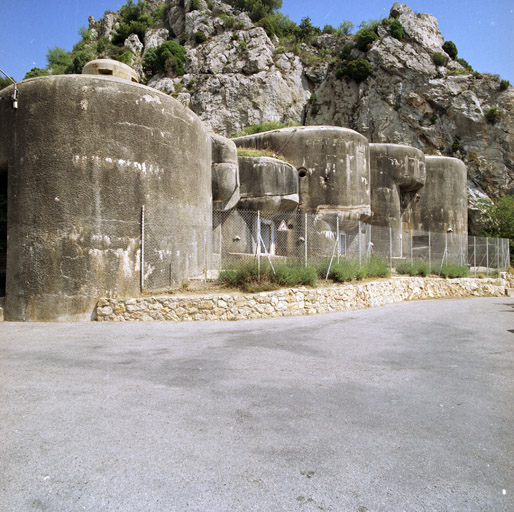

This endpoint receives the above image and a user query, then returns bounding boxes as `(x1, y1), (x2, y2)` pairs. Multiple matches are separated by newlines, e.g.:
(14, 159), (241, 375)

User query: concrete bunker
(369, 144), (426, 258)
(234, 126), (371, 223)
(82, 58), (139, 83)
(0, 58), (476, 321)
(0, 74), (212, 321)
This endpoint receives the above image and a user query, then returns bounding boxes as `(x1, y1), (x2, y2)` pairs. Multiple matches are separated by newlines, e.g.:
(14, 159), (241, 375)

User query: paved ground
(1, 297), (513, 512)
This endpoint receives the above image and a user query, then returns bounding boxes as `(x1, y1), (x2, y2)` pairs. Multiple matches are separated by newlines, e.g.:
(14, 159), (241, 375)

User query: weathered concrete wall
(237, 156), (299, 212)
(211, 133), (239, 209)
(369, 144), (426, 256)
(413, 156), (468, 235)
(234, 126), (370, 225)
(0, 75), (212, 321)
(95, 277), (508, 322)
(83, 59), (139, 82)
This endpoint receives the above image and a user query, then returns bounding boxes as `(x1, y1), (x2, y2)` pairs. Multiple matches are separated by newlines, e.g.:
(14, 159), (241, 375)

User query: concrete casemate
(0, 74), (212, 321)
(237, 156), (299, 212)
(211, 133), (240, 209)
(413, 156), (468, 235)
(234, 126), (371, 224)
(82, 58), (139, 83)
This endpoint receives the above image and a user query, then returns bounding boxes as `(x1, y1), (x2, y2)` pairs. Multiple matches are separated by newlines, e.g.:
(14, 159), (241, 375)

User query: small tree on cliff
(225, 0), (282, 22)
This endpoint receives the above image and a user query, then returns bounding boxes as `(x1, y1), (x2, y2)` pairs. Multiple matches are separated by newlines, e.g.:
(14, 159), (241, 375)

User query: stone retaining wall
(95, 277), (509, 322)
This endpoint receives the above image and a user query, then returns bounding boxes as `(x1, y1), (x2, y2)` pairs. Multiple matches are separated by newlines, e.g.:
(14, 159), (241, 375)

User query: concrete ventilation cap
(82, 58), (138, 83)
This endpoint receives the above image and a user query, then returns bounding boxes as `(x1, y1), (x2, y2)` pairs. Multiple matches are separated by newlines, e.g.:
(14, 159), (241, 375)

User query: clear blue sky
(1, 0), (513, 83)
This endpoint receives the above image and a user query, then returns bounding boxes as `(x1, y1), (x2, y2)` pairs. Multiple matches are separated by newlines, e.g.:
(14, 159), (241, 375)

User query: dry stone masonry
(95, 277), (509, 322)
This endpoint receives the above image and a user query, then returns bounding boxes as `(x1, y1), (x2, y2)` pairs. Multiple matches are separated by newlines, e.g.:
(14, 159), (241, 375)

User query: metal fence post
(486, 237), (489, 276)
(497, 238), (500, 273)
(257, 210), (261, 280)
(473, 236), (477, 277)
(358, 220), (362, 265)
(336, 214), (341, 263)
(140, 205), (145, 292)
(428, 231), (431, 272)
(410, 230), (413, 264)
(445, 231), (448, 266)
(305, 213), (308, 267)
(389, 227), (393, 270)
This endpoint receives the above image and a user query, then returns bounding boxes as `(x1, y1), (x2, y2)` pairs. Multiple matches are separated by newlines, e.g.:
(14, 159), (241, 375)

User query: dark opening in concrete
(0, 166), (7, 297)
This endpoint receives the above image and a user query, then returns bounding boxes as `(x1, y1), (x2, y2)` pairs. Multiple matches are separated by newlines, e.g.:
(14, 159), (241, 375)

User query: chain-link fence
(140, 207), (510, 291)
(211, 209), (510, 278)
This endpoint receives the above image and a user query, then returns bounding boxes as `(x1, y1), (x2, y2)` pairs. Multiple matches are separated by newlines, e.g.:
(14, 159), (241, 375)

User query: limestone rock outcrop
(71, 1), (514, 231)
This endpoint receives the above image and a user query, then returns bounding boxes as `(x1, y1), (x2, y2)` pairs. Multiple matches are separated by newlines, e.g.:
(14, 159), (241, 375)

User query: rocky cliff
(86, 0), (513, 231)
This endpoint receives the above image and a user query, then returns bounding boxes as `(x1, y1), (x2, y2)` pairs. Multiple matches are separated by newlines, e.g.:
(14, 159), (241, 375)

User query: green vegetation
(477, 195), (514, 263)
(485, 106), (500, 124)
(354, 26), (379, 51)
(451, 136), (464, 155)
(225, 0), (283, 23)
(46, 46), (73, 74)
(434, 265), (469, 279)
(455, 57), (473, 72)
(111, 0), (157, 45)
(432, 52), (448, 67)
(218, 256), (392, 292)
(318, 257), (391, 282)
(236, 147), (291, 164)
(142, 40), (186, 76)
(396, 261), (469, 278)
(336, 57), (373, 83)
(195, 31), (207, 44)
(293, 17), (321, 43)
(395, 261), (430, 277)
(442, 40), (458, 59)
(500, 79), (510, 91)
(388, 19), (404, 40)
(23, 0), (174, 79)
(218, 260), (316, 292)
(232, 120), (299, 137)
(0, 76), (13, 90)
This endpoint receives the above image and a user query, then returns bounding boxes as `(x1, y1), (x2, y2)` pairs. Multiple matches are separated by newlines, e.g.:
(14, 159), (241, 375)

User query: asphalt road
(1, 297), (513, 512)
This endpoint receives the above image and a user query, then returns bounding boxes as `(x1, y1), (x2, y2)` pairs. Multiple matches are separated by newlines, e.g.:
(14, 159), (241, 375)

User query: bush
(442, 40), (458, 59)
(432, 52), (448, 67)
(218, 261), (317, 292)
(225, 0), (283, 23)
(190, 0), (200, 11)
(396, 261), (430, 277)
(320, 257), (390, 282)
(69, 49), (96, 73)
(456, 57), (473, 72)
(116, 51), (134, 65)
(434, 265), (469, 279)
(337, 57), (373, 83)
(354, 26), (379, 51)
(257, 12), (296, 38)
(273, 263), (318, 287)
(389, 19), (404, 40)
(195, 31), (207, 44)
(364, 257), (391, 278)
(331, 260), (359, 282)
(485, 106), (500, 124)
(294, 16), (321, 43)
(337, 20), (354, 35)
(500, 79), (510, 91)
(142, 40), (186, 76)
